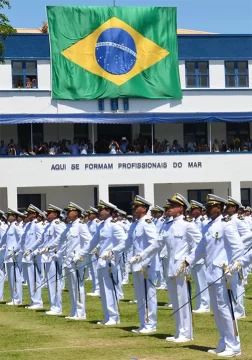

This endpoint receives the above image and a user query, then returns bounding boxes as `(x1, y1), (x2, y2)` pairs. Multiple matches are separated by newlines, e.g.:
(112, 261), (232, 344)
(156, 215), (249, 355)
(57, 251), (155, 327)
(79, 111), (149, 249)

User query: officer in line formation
(0, 193), (252, 356)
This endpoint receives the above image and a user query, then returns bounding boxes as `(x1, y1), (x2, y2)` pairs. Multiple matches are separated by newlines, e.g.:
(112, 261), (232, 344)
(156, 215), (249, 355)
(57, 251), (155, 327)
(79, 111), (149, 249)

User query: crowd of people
(0, 193), (252, 357)
(0, 135), (251, 156)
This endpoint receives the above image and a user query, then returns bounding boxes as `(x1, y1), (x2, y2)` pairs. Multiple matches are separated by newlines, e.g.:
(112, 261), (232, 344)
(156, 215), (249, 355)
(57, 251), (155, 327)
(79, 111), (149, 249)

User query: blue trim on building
(0, 112), (251, 124)
(2, 34), (252, 61)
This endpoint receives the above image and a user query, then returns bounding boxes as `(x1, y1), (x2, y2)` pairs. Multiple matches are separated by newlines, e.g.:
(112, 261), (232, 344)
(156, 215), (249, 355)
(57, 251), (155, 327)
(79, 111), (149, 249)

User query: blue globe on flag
(95, 28), (137, 75)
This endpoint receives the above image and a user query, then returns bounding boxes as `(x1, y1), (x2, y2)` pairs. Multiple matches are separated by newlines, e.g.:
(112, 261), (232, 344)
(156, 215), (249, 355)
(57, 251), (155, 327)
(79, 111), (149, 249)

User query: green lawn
(0, 277), (252, 360)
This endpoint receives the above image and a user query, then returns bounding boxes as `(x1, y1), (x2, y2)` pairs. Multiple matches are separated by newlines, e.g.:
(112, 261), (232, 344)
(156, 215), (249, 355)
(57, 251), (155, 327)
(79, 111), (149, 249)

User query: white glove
(23, 249), (32, 258)
(130, 255), (141, 264)
(51, 253), (59, 261)
(73, 253), (84, 263)
(7, 251), (14, 260)
(40, 247), (48, 255)
(228, 260), (242, 274)
(0, 247), (4, 252)
(100, 250), (113, 260)
(175, 260), (188, 276)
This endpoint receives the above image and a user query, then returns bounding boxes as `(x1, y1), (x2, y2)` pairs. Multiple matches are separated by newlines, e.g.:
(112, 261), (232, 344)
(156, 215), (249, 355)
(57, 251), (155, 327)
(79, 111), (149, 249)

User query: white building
(0, 29), (251, 212)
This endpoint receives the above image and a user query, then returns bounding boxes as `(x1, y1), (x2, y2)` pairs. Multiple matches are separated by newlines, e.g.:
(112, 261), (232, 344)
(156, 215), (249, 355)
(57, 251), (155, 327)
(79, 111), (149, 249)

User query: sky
(3, 0), (252, 34)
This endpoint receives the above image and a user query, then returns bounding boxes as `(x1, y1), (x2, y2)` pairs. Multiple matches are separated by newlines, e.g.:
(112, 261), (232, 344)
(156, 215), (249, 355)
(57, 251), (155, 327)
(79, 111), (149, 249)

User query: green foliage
(0, 0), (16, 63)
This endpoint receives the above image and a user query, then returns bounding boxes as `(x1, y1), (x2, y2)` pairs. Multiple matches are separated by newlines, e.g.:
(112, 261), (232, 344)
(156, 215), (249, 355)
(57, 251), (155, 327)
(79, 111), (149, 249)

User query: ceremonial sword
(109, 261), (120, 314)
(223, 263), (239, 337)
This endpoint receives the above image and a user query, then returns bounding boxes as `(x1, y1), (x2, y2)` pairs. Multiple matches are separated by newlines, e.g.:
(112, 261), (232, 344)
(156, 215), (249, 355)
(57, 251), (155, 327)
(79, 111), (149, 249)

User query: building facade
(0, 32), (251, 211)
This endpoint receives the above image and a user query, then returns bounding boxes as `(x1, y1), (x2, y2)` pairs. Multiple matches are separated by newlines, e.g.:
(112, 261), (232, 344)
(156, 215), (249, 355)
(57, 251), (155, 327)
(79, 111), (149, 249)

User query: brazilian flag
(47, 6), (182, 100)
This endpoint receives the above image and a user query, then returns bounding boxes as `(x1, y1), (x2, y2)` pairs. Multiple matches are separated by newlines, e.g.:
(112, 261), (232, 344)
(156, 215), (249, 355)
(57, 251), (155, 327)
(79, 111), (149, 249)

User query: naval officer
(0, 210), (8, 301)
(183, 194), (244, 357)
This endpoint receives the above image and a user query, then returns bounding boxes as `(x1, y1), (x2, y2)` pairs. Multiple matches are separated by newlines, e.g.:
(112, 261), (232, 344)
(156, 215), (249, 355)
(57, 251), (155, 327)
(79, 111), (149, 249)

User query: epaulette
(200, 217), (205, 222)
(184, 218), (193, 222)
(79, 220), (85, 224)
(15, 222), (19, 226)
(55, 221), (61, 224)
(42, 222), (47, 226)
(111, 219), (117, 223)
(96, 219), (101, 223)
(238, 215), (244, 220)
(145, 219), (152, 224)
(160, 218), (165, 222)
(222, 217), (230, 222)
(35, 220), (39, 223)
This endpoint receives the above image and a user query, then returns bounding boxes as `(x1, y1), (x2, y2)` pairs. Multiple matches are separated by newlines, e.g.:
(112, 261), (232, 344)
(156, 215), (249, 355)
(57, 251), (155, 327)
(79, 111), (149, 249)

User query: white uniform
(117, 219), (130, 297)
(154, 216), (166, 287)
(229, 213), (252, 318)
(186, 215), (244, 354)
(40, 219), (66, 313)
(139, 215), (202, 340)
(21, 219), (46, 307)
(4, 222), (24, 304)
(51, 219), (92, 318)
(113, 215), (158, 331)
(80, 217), (127, 323)
(191, 215), (210, 310)
(0, 221), (8, 300)
(87, 218), (101, 294)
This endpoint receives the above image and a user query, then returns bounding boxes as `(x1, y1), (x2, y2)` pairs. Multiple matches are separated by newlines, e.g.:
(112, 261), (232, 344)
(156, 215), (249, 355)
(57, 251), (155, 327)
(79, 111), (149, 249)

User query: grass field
(0, 277), (252, 360)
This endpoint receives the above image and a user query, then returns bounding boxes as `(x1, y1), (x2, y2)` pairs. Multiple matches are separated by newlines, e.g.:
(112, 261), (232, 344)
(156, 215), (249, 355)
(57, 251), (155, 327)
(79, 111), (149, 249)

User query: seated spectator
(37, 143), (49, 155)
(187, 137), (196, 152)
(171, 139), (181, 152)
(120, 137), (128, 153)
(80, 140), (88, 155)
(143, 140), (151, 153)
(133, 140), (141, 153)
(220, 140), (227, 152)
(20, 148), (29, 156)
(59, 143), (70, 155)
(109, 140), (122, 154)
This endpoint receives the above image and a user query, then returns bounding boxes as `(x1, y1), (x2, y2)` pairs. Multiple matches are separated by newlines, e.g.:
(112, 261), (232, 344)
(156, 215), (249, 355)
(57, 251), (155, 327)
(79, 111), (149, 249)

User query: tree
(0, 0), (16, 63)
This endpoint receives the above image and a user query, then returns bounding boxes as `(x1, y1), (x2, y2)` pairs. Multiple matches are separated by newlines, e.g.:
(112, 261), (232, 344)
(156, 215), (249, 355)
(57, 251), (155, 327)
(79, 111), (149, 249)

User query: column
(7, 186), (18, 209)
(98, 183), (109, 202)
(230, 180), (241, 203)
(144, 182), (155, 206)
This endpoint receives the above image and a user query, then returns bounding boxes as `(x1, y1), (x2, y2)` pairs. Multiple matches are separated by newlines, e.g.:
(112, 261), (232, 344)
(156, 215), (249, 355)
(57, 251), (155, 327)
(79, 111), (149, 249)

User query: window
(184, 123), (208, 149)
(111, 98), (118, 111)
(225, 61), (248, 87)
(241, 189), (250, 206)
(226, 122), (249, 145)
(74, 124), (89, 141)
(18, 124), (44, 148)
(12, 61), (38, 89)
(185, 61), (209, 88)
(188, 189), (211, 204)
(18, 194), (41, 212)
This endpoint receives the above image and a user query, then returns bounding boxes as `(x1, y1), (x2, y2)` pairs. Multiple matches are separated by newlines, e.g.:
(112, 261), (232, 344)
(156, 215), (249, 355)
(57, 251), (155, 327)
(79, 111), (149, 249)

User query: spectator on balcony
(31, 78), (37, 88)
(133, 140), (141, 153)
(120, 137), (128, 153)
(220, 140), (227, 152)
(37, 143), (49, 155)
(109, 140), (122, 154)
(59, 143), (70, 155)
(16, 143), (22, 156)
(0, 140), (7, 155)
(8, 144), (16, 156)
(17, 80), (23, 89)
(143, 140), (151, 153)
(49, 141), (57, 155)
(20, 148), (29, 156)
(80, 140), (88, 155)
(187, 137), (197, 152)
(162, 139), (170, 153)
(171, 139), (181, 152)
(71, 138), (80, 155)
(26, 77), (32, 89)
(212, 138), (220, 152)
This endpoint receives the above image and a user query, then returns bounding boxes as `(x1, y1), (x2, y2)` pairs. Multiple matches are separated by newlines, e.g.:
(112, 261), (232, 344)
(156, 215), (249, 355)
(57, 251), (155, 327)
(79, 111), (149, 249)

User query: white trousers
(66, 262), (85, 318)
(45, 260), (62, 313)
(98, 265), (120, 322)
(230, 273), (245, 318)
(0, 261), (5, 300)
(209, 280), (240, 352)
(191, 263), (210, 310)
(88, 254), (100, 294)
(23, 260), (43, 307)
(6, 262), (22, 304)
(122, 251), (131, 283)
(132, 269), (157, 330)
(167, 275), (193, 339)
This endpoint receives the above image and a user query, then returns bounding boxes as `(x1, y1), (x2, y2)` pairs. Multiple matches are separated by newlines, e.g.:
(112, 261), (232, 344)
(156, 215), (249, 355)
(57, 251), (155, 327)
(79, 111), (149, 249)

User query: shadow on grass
(88, 320), (102, 324)
(17, 304), (29, 308)
(182, 344), (210, 352)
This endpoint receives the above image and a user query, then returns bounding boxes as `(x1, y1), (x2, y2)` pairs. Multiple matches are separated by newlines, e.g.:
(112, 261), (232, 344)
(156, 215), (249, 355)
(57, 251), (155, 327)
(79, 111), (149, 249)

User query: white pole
(151, 123), (154, 153)
(113, 0), (116, 6)
(31, 123), (34, 152)
(209, 122), (212, 152)
(92, 123), (95, 154)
